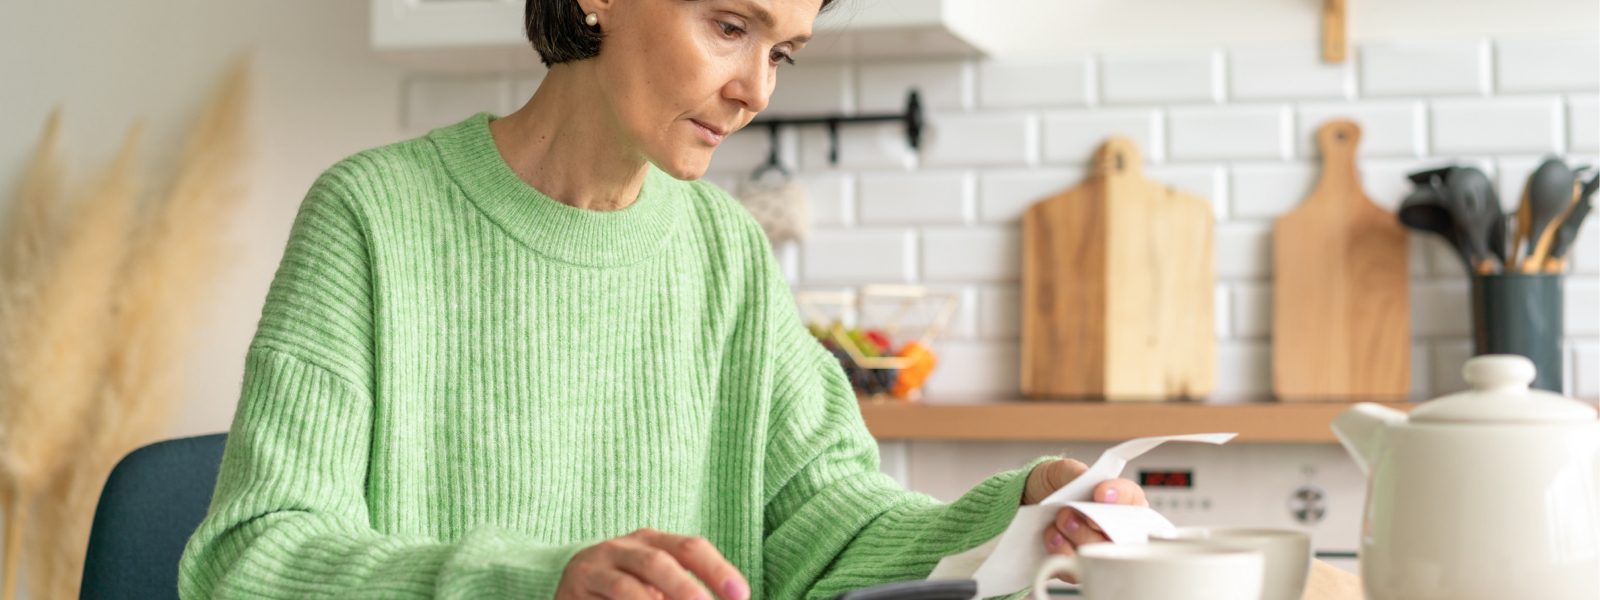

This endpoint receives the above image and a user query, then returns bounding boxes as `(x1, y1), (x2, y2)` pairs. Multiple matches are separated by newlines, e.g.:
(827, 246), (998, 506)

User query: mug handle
(1032, 555), (1078, 600)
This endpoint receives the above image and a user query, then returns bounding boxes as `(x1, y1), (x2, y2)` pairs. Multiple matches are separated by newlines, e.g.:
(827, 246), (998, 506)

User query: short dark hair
(525, 0), (837, 66)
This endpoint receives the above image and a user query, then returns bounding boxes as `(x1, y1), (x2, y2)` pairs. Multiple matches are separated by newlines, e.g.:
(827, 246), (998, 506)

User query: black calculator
(831, 579), (977, 600)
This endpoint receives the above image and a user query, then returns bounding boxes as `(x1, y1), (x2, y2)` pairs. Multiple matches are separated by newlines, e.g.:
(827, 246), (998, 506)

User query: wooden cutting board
(1022, 137), (1215, 400)
(1273, 121), (1410, 400)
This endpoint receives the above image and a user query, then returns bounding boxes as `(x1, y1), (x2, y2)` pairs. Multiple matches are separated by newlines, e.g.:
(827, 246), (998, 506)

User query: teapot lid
(1411, 355), (1597, 423)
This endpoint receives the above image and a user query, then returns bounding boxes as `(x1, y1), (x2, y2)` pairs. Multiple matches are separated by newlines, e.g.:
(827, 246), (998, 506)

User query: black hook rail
(747, 90), (922, 166)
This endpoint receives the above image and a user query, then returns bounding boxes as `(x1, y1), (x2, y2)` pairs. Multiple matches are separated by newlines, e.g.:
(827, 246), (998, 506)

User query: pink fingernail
(1050, 533), (1064, 547)
(1103, 488), (1119, 503)
(724, 579), (750, 600)
(1065, 516), (1080, 533)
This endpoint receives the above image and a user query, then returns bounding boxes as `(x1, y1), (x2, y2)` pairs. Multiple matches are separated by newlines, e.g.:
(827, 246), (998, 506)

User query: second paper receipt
(925, 433), (1237, 598)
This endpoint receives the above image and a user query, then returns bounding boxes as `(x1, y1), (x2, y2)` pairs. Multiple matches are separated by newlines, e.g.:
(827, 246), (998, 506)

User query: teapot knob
(1463, 355), (1536, 392)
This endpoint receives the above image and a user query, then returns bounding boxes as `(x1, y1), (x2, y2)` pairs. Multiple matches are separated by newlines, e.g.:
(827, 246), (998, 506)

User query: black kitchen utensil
(1520, 158), (1576, 269)
(833, 580), (977, 600)
(1545, 172), (1596, 266)
(1442, 167), (1502, 274)
(1399, 173), (1476, 273)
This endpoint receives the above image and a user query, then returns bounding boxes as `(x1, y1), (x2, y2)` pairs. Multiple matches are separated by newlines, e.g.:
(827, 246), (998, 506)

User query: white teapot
(1332, 355), (1600, 600)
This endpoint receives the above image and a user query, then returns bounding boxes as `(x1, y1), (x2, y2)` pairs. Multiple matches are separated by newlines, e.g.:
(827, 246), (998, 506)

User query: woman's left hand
(1022, 459), (1148, 557)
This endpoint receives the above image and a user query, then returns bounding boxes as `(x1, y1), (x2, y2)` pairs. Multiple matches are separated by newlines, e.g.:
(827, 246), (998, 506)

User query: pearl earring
(584, 12), (598, 26)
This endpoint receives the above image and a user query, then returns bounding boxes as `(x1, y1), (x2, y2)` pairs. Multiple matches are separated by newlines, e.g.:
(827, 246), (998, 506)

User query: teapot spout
(1331, 403), (1409, 475)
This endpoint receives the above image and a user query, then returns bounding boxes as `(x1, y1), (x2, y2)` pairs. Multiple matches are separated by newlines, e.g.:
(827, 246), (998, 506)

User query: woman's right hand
(557, 528), (751, 600)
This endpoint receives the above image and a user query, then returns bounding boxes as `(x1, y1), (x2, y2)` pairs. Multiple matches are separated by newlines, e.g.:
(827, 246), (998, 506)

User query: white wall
(0, 0), (412, 437)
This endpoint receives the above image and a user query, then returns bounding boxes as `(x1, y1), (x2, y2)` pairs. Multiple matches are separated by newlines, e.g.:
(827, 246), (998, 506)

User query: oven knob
(1288, 484), (1326, 525)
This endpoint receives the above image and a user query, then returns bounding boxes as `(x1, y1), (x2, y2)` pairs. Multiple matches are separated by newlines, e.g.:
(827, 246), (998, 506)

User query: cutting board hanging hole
(1116, 153), (1124, 172)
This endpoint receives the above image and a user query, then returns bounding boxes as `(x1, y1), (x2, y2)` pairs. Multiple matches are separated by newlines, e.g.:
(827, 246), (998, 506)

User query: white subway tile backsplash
(1041, 109), (1159, 164)
(745, 35), (1599, 402)
(1575, 340), (1600, 399)
(799, 122), (913, 171)
(1411, 279), (1472, 337)
(978, 168), (1083, 223)
(858, 60), (970, 113)
(1431, 96), (1562, 155)
(1230, 162), (1317, 219)
(1424, 234), (1470, 278)
(1359, 158), (1432, 213)
(1168, 105), (1289, 161)
(1360, 40), (1487, 97)
(1214, 341), (1271, 398)
(1215, 221), (1273, 279)
(977, 286), (1020, 339)
(858, 171), (971, 225)
(922, 113), (1037, 167)
(1432, 339), (1475, 395)
(1408, 234), (1433, 278)
(1495, 156), (1542, 214)
(1215, 285), (1232, 339)
(707, 128), (775, 172)
(797, 173), (854, 227)
(1495, 37), (1600, 93)
(979, 57), (1090, 109)
(1411, 342), (1433, 400)
(1100, 49), (1219, 105)
(1572, 225), (1598, 275)
(922, 341), (1021, 398)
(922, 227), (1021, 282)
(1568, 278), (1599, 335)
(404, 74), (507, 131)
(1571, 95), (1599, 153)
(1230, 45), (1350, 100)
(768, 61), (852, 115)
(1295, 101), (1423, 158)
(1230, 282), (1272, 339)
(802, 229), (914, 283)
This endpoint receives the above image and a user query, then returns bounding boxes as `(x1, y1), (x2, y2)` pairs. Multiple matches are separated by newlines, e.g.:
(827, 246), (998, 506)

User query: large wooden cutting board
(1273, 121), (1410, 400)
(1022, 138), (1215, 400)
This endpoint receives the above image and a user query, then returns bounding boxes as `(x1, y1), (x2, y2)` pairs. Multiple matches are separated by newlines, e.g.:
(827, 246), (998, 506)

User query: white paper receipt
(926, 433), (1237, 598)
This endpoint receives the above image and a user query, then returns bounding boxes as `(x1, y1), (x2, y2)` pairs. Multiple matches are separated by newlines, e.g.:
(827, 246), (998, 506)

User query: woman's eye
(719, 21), (744, 37)
(770, 51), (795, 66)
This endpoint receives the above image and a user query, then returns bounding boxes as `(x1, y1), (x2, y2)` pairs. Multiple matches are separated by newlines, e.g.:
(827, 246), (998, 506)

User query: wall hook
(748, 89), (923, 167)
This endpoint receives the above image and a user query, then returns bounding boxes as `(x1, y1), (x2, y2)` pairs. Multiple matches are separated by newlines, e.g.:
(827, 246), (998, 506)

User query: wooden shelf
(858, 399), (1414, 443)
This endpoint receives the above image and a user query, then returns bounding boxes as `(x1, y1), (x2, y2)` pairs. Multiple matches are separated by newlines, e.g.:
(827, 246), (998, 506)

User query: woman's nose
(722, 57), (772, 114)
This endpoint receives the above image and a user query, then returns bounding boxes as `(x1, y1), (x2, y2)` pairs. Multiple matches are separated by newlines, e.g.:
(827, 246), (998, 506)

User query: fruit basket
(796, 285), (959, 401)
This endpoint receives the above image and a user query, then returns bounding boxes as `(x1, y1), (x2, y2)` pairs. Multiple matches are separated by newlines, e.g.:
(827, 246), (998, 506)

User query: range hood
(370, 0), (988, 70)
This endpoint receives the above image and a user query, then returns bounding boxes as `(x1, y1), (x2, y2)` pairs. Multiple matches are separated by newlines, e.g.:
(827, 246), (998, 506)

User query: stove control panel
(887, 439), (1367, 574)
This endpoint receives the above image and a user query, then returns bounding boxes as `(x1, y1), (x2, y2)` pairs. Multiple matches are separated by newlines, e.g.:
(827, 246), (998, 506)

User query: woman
(178, 0), (1148, 598)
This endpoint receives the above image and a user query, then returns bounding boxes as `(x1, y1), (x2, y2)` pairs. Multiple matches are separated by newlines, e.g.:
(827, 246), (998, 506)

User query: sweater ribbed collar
(430, 112), (682, 268)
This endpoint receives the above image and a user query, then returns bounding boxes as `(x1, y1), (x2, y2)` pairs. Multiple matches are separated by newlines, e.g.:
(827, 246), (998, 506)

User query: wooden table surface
(858, 398), (1415, 443)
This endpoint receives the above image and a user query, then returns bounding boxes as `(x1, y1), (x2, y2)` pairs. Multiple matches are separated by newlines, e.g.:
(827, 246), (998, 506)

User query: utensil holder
(1470, 274), (1563, 392)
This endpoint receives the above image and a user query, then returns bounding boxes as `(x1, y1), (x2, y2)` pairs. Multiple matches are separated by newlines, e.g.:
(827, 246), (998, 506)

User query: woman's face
(586, 0), (820, 180)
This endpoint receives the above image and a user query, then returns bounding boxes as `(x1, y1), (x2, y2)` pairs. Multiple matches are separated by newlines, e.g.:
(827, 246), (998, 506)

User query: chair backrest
(79, 433), (227, 600)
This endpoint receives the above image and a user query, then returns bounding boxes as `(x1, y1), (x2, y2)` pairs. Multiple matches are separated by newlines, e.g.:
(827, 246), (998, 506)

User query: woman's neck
(488, 65), (649, 212)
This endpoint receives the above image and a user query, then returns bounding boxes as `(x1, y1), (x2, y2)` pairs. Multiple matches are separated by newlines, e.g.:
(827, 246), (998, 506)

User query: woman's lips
(689, 119), (727, 145)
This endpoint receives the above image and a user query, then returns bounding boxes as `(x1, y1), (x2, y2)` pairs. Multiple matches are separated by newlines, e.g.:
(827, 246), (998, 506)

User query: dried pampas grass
(0, 54), (252, 600)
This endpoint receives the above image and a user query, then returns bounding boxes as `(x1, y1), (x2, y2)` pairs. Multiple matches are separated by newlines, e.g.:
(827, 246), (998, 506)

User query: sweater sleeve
(178, 165), (587, 600)
(757, 278), (1045, 600)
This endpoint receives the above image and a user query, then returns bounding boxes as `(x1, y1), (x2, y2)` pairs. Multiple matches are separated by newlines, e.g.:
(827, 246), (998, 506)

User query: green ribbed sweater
(178, 113), (1033, 600)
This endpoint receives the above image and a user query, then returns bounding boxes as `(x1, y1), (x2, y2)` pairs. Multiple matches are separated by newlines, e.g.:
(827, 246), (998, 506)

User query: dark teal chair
(79, 433), (226, 600)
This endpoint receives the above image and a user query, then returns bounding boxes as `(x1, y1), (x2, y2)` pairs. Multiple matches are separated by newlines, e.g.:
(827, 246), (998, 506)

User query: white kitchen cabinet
(370, 0), (986, 70)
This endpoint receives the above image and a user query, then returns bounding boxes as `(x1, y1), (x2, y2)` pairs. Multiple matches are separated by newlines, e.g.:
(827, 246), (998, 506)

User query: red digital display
(1139, 470), (1193, 488)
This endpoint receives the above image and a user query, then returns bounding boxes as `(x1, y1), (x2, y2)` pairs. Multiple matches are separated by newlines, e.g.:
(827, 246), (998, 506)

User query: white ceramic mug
(1031, 542), (1264, 600)
(1150, 527), (1313, 600)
